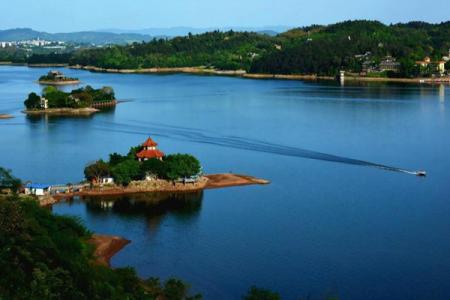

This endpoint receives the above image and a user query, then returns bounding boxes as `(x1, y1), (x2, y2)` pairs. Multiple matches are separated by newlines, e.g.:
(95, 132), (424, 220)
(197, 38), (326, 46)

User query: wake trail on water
(94, 120), (420, 175)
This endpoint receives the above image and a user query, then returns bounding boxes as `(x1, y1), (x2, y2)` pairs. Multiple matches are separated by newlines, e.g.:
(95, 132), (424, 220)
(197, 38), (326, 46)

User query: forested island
(2, 20), (449, 80)
(38, 70), (80, 85)
(23, 85), (117, 116)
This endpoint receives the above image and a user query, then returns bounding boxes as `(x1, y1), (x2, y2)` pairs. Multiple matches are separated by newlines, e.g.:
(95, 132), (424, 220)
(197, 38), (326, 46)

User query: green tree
(140, 158), (167, 179)
(243, 286), (280, 300)
(84, 160), (111, 182)
(164, 154), (201, 181)
(0, 196), (201, 299)
(111, 160), (141, 186)
(24, 92), (41, 110)
(0, 167), (21, 193)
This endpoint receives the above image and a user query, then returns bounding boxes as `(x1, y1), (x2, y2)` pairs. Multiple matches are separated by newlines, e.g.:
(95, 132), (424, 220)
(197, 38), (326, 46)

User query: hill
(0, 28), (153, 45)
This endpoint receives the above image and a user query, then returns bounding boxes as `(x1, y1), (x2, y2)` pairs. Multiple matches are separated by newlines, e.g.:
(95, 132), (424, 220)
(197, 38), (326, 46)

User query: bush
(111, 160), (141, 186)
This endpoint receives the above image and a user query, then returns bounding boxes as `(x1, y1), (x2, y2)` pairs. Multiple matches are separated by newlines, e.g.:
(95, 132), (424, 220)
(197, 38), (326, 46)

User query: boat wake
(94, 120), (423, 176)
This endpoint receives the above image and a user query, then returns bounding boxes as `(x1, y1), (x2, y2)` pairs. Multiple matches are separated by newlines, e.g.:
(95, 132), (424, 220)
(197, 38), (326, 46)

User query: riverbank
(23, 107), (99, 116)
(89, 234), (130, 266)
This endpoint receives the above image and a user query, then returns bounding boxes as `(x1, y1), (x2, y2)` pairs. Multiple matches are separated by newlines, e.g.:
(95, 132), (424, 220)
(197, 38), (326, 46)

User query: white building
(25, 183), (52, 196)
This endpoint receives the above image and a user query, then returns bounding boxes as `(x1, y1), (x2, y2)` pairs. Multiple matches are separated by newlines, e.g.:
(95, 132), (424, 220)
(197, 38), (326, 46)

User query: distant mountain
(99, 26), (292, 37)
(0, 28), (153, 45)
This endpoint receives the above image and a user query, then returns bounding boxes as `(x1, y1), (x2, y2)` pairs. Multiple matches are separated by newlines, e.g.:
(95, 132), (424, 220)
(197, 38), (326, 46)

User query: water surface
(1, 66), (450, 299)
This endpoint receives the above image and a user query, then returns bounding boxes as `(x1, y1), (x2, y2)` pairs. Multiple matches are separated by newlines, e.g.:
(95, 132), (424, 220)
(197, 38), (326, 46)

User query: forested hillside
(2, 20), (450, 77)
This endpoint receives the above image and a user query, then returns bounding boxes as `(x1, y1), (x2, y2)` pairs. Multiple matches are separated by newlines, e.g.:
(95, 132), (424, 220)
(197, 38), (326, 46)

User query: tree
(111, 160), (140, 186)
(446, 61), (450, 74)
(164, 154), (201, 181)
(0, 167), (21, 193)
(24, 92), (41, 110)
(109, 152), (128, 166)
(84, 160), (110, 183)
(140, 158), (167, 179)
(0, 196), (200, 299)
(243, 286), (280, 300)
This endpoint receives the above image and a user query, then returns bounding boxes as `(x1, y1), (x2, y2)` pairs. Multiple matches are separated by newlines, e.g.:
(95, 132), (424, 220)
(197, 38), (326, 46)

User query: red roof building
(136, 137), (165, 161)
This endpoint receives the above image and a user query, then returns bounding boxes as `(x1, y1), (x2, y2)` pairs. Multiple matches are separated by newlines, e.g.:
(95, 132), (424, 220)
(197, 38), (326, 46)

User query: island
(0, 114), (14, 119)
(38, 70), (80, 85)
(17, 137), (269, 203)
(23, 85), (117, 116)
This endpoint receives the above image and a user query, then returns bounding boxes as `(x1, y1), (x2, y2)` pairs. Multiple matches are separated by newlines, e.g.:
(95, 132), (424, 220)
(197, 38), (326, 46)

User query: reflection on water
(64, 191), (203, 231)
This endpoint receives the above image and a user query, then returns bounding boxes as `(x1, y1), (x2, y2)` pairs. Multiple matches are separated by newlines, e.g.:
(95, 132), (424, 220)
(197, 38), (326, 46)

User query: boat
(416, 171), (427, 177)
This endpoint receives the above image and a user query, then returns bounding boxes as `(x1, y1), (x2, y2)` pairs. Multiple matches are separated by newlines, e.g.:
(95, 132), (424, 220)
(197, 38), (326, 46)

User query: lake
(1, 66), (450, 300)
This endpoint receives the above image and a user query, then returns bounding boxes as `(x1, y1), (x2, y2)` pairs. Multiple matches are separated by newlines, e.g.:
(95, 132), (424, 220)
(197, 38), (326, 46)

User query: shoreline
(89, 234), (130, 266)
(68, 64), (450, 84)
(38, 79), (80, 85)
(50, 174), (269, 200)
(23, 107), (99, 116)
(1, 63), (448, 84)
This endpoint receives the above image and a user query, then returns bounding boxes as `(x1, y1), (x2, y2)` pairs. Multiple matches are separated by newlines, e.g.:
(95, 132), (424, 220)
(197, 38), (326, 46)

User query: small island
(38, 70), (80, 85)
(23, 85), (117, 116)
(15, 137), (268, 202)
(0, 114), (14, 119)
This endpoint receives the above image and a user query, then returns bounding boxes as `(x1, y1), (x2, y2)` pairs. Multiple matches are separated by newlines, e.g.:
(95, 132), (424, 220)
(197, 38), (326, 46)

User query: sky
(0, 0), (449, 32)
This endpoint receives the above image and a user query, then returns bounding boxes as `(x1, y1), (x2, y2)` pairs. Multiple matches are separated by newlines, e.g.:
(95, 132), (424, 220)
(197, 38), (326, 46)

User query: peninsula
(38, 70), (80, 85)
(23, 137), (269, 202)
(23, 85), (117, 116)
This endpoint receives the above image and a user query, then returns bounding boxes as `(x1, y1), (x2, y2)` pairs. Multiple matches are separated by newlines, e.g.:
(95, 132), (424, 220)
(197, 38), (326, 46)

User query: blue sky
(1, 0), (449, 32)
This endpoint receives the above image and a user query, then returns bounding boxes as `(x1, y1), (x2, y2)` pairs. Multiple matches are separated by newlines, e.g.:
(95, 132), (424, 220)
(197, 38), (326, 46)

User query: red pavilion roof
(142, 137), (158, 147)
(136, 149), (165, 159)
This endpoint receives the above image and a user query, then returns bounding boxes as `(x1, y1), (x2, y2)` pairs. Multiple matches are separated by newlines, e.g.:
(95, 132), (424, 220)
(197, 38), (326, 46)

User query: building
(25, 183), (52, 196)
(379, 56), (400, 72)
(416, 56), (432, 67)
(40, 97), (48, 109)
(136, 137), (165, 161)
(416, 57), (447, 75)
(99, 177), (114, 184)
(48, 70), (65, 80)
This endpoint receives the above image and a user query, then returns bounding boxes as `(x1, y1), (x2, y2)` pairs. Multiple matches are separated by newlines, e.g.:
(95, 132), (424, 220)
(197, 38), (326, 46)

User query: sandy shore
(0, 114), (14, 119)
(23, 107), (99, 116)
(89, 234), (130, 266)
(204, 173), (270, 189)
(38, 80), (80, 85)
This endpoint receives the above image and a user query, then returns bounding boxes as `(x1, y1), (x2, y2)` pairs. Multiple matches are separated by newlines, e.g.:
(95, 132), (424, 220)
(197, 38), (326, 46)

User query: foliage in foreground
(0, 167), (21, 193)
(0, 196), (200, 299)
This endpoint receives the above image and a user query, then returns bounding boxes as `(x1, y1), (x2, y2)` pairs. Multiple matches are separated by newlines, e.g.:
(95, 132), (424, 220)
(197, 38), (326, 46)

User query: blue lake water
(1, 66), (450, 299)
